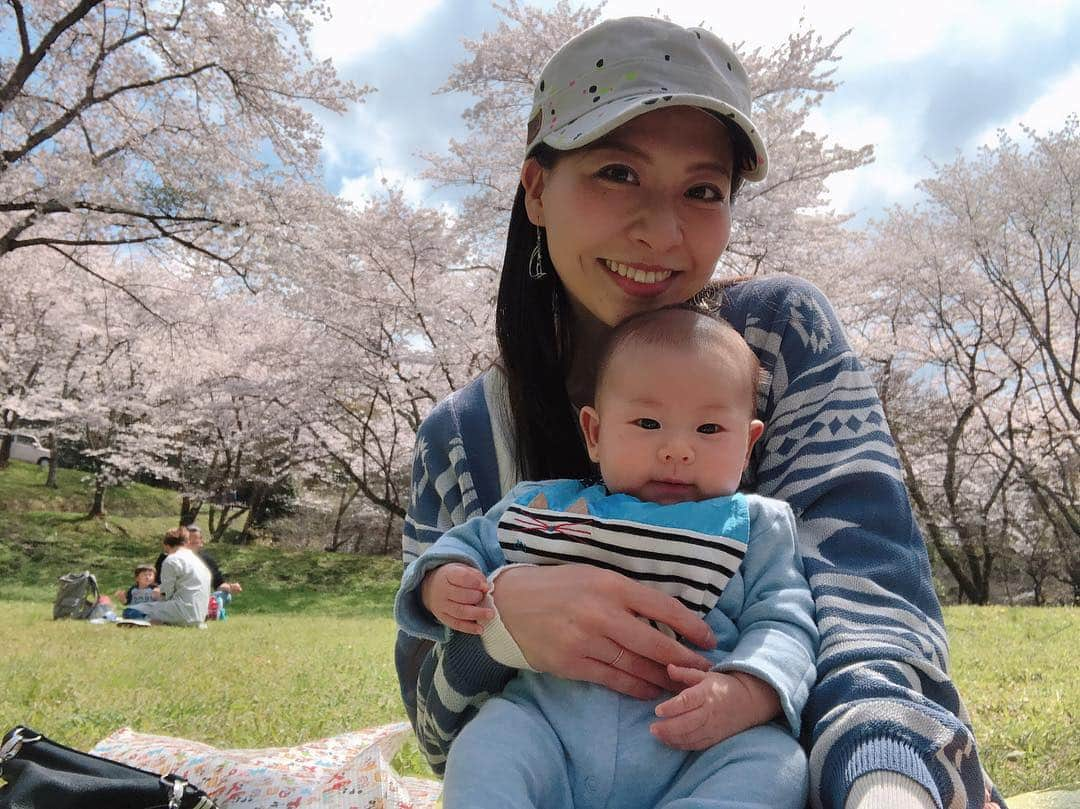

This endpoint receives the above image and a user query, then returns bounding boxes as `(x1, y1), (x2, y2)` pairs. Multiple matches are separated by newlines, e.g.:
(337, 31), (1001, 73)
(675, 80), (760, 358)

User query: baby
(396, 306), (818, 809)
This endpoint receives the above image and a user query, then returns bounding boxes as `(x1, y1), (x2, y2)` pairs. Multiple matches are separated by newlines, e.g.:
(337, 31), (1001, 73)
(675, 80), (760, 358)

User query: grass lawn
(1, 460), (1078, 798)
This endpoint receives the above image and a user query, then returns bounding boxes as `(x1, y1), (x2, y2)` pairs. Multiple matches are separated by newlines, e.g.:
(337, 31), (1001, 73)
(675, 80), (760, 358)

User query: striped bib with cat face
(497, 481), (750, 618)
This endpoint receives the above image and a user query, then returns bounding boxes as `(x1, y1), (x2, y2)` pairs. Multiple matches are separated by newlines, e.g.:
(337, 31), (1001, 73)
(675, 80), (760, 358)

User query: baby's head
(580, 306), (764, 504)
(134, 564), (155, 588)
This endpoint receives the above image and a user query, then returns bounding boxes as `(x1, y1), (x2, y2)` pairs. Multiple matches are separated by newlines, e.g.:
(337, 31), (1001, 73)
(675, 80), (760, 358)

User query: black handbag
(0, 726), (217, 809)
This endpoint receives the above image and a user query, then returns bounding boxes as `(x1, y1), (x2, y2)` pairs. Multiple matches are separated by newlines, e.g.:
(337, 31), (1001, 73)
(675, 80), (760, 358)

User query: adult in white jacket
(131, 528), (211, 626)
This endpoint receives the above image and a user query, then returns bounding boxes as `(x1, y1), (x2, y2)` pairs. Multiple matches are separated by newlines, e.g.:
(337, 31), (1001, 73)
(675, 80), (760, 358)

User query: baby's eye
(634, 418), (661, 430)
(597, 164), (639, 184)
(697, 423), (722, 434)
(686, 184), (726, 203)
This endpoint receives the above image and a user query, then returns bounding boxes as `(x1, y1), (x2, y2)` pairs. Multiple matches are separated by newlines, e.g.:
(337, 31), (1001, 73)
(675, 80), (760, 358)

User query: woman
(129, 527), (211, 626)
(396, 17), (1002, 809)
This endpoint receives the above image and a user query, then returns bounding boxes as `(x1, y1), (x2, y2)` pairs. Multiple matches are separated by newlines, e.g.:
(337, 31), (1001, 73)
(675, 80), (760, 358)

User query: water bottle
(207, 593), (219, 621)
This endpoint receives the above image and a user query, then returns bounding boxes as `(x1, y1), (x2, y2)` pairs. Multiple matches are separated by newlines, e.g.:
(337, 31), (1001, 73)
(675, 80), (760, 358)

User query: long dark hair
(495, 145), (590, 481)
(495, 135), (746, 481)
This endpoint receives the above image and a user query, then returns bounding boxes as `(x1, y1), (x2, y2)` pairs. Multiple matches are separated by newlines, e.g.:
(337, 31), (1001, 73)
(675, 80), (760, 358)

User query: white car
(9, 433), (52, 466)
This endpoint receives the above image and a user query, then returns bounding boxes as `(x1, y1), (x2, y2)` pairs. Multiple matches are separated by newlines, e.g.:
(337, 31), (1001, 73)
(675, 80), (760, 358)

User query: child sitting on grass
(396, 305), (818, 809)
(113, 564), (158, 609)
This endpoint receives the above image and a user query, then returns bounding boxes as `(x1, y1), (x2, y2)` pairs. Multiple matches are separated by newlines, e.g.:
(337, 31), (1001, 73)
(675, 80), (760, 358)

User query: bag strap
(87, 573), (100, 602)
(0, 726), (42, 768)
(158, 775), (216, 809)
(163, 775), (184, 809)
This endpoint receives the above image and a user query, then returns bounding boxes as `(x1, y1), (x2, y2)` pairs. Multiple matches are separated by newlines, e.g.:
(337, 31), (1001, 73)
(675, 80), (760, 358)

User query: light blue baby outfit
(396, 480), (818, 809)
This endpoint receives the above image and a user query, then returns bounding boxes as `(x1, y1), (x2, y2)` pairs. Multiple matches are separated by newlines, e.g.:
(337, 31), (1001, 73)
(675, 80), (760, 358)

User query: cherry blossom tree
(0, 0), (374, 529)
(1, 249), (181, 513)
(0, 0), (367, 307)
(283, 188), (489, 550)
(849, 116), (1080, 602)
(0, 249), (83, 471)
(918, 118), (1080, 601)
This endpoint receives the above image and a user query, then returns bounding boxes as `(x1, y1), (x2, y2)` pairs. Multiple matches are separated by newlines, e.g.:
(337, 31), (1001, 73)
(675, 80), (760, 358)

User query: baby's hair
(162, 527), (190, 548)
(134, 563), (155, 576)
(594, 305), (761, 415)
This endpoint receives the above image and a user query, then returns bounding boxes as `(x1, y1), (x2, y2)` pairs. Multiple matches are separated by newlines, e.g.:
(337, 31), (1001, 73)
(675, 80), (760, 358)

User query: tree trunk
(382, 512), (394, 555)
(0, 434), (11, 468)
(45, 431), (58, 488)
(328, 488), (349, 552)
(88, 477), (107, 517)
(238, 485), (268, 544)
(180, 496), (203, 527)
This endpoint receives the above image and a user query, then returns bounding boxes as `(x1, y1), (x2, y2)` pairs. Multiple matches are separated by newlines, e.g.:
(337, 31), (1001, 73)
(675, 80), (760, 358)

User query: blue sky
(310, 0), (1080, 226)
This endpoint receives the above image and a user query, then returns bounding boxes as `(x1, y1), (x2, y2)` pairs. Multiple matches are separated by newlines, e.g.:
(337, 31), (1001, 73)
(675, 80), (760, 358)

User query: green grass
(0, 602), (405, 745)
(0, 600), (432, 779)
(1, 461), (1078, 797)
(947, 606), (1080, 798)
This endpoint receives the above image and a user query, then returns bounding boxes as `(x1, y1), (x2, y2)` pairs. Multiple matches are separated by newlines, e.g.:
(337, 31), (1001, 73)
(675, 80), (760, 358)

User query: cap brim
(540, 92), (768, 182)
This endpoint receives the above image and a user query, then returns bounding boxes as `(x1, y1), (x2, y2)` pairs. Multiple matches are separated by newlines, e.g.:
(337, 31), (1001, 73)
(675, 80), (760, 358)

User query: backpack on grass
(53, 571), (100, 620)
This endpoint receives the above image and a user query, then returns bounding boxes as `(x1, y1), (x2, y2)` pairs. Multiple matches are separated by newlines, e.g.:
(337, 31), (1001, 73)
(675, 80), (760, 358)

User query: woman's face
(522, 106), (734, 328)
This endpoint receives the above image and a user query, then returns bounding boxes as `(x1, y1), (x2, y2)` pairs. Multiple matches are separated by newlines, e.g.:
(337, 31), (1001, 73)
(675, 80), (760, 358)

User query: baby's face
(135, 570), (155, 588)
(581, 342), (763, 504)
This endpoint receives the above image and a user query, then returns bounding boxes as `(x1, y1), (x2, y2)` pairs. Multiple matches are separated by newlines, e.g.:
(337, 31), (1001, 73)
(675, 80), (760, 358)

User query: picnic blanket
(89, 725), (1078, 809)
(90, 724), (442, 809)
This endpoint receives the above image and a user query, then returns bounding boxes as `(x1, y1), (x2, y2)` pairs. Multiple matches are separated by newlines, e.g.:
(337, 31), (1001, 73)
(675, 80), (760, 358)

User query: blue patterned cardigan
(395, 275), (998, 809)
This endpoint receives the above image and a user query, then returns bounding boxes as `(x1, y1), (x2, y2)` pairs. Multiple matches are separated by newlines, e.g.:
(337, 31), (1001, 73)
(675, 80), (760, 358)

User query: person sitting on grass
(185, 524), (243, 597)
(396, 306), (818, 809)
(128, 528), (211, 627)
(154, 523), (242, 612)
(113, 564), (158, 608)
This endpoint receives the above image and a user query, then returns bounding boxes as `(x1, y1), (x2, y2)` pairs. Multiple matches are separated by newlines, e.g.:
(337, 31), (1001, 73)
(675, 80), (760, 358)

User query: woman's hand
(491, 564), (717, 699)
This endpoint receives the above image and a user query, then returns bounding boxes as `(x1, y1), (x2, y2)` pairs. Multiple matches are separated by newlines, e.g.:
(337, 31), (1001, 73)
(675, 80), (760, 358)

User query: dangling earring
(528, 226), (547, 280)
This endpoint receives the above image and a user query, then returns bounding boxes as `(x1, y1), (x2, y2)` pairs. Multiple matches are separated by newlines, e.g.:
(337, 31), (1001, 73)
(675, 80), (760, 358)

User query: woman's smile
(601, 258), (676, 297)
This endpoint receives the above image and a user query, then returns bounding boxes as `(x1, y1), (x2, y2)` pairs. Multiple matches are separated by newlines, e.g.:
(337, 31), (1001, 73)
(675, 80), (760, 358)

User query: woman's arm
(158, 558), (177, 599)
(732, 276), (997, 809)
(394, 394), (514, 775)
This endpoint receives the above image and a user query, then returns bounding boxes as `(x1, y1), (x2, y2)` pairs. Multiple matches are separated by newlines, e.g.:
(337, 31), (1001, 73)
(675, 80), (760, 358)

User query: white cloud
(598, 0), (1072, 66)
(595, 1), (950, 61)
(312, 0), (444, 63)
(805, 107), (922, 217)
(970, 63), (1080, 148)
(339, 166), (427, 208)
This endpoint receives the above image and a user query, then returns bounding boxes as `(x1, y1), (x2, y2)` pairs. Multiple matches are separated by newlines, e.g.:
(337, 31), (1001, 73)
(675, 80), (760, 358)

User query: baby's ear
(526, 492), (549, 510)
(565, 497), (589, 515)
(579, 405), (602, 463)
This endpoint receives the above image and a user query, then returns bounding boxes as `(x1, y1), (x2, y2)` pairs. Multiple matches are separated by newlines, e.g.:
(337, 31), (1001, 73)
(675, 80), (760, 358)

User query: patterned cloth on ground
(90, 724), (442, 809)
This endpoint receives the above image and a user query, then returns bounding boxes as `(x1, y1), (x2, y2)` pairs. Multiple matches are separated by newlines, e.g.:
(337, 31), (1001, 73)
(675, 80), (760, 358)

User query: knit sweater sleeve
(730, 276), (993, 809)
(394, 386), (516, 775)
(395, 483), (538, 642)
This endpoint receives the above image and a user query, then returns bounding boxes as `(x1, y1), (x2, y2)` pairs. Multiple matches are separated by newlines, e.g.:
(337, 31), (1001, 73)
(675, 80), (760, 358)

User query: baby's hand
(420, 563), (494, 635)
(650, 666), (779, 750)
